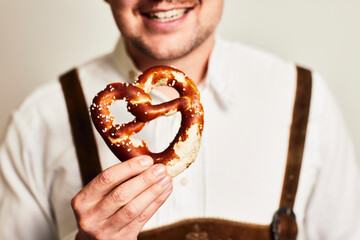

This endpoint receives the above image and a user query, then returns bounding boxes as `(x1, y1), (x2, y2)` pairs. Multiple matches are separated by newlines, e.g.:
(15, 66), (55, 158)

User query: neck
(125, 34), (215, 85)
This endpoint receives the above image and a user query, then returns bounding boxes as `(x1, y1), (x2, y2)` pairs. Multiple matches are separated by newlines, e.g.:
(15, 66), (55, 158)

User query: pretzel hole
(145, 86), (182, 152)
(109, 100), (149, 144)
(109, 100), (134, 124)
(140, 112), (182, 152)
(152, 86), (180, 100)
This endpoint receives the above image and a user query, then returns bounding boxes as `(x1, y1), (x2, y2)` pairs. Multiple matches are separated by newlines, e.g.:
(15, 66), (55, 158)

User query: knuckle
(98, 169), (113, 185)
(71, 195), (81, 211)
(111, 188), (127, 204)
(152, 176), (171, 194)
(154, 194), (167, 205)
(136, 211), (148, 223)
(141, 172), (153, 185)
(154, 184), (172, 204)
(123, 203), (138, 219)
(77, 218), (91, 231)
(126, 159), (138, 172)
(151, 183), (164, 197)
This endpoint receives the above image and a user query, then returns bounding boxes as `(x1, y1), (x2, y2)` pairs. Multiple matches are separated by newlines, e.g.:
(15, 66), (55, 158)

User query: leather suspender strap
(60, 69), (102, 186)
(139, 218), (271, 240)
(279, 66), (312, 209)
(271, 66), (312, 240)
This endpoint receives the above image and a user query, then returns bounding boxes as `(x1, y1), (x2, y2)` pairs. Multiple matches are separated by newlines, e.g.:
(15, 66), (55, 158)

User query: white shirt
(1, 37), (359, 240)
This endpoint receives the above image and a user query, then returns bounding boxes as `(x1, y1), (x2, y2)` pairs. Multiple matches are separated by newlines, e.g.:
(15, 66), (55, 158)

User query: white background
(1, 0), (359, 164)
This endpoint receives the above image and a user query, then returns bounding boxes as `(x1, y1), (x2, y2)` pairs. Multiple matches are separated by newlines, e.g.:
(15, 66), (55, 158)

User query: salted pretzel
(90, 66), (204, 177)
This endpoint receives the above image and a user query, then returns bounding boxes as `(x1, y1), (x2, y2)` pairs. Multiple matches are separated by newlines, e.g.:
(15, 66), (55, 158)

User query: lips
(144, 8), (191, 22)
(142, 7), (192, 23)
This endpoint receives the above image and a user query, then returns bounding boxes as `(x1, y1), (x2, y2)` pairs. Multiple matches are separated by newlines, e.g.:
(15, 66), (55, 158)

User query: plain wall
(1, 0), (359, 164)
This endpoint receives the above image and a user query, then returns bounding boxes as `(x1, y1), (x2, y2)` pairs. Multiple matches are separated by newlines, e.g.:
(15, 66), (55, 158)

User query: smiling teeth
(148, 9), (187, 22)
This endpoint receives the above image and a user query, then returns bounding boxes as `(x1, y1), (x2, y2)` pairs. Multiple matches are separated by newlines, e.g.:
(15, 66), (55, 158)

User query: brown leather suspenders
(270, 66), (312, 240)
(280, 67), (312, 209)
(60, 69), (102, 186)
(60, 65), (312, 240)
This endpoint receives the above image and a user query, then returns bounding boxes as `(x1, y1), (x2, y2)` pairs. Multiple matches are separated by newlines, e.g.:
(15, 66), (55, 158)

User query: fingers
(77, 155), (154, 203)
(124, 184), (173, 235)
(96, 163), (169, 219)
(112, 185), (173, 239)
(105, 172), (172, 230)
(71, 155), (154, 230)
(71, 155), (174, 240)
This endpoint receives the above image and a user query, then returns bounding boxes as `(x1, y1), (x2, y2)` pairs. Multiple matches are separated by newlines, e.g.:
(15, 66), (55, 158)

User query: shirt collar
(205, 36), (239, 109)
(110, 37), (142, 83)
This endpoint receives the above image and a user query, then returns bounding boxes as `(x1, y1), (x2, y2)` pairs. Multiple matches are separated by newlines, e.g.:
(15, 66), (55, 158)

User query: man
(1, 0), (359, 239)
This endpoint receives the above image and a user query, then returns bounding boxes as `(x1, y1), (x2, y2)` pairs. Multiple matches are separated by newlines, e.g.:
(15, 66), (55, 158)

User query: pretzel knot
(90, 66), (204, 177)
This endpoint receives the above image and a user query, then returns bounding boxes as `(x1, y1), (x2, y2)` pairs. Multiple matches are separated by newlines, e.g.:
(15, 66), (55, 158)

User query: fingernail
(153, 165), (166, 176)
(140, 156), (153, 167)
(158, 175), (171, 186)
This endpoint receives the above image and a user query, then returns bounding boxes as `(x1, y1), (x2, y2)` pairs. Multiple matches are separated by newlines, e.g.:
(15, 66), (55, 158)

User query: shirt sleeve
(0, 113), (59, 240)
(304, 73), (360, 239)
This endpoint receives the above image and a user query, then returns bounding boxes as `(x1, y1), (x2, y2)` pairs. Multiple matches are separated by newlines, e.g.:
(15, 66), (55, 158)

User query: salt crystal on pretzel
(90, 66), (204, 177)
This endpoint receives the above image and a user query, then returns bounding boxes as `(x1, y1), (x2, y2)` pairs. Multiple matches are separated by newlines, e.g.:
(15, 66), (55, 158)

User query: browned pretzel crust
(90, 66), (204, 177)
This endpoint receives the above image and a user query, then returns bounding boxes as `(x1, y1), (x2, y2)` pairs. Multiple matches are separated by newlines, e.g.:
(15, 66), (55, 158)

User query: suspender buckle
(271, 206), (298, 240)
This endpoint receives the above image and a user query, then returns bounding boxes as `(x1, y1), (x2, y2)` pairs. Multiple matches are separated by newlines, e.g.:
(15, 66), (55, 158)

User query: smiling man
(108, 0), (222, 84)
(1, 0), (360, 240)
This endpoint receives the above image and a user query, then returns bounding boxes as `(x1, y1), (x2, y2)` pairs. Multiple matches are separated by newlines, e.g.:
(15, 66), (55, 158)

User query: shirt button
(181, 178), (188, 186)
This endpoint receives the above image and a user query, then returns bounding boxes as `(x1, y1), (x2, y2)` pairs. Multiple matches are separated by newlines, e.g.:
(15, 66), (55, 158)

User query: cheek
(112, 13), (136, 35)
(109, 1), (139, 33)
(198, 0), (223, 21)
(209, 0), (223, 19)
(109, 0), (138, 9)
(201, 0), (223, 26)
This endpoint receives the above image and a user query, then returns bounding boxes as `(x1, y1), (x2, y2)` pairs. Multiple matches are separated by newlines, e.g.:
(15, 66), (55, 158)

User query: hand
(71, 155), (173, 240)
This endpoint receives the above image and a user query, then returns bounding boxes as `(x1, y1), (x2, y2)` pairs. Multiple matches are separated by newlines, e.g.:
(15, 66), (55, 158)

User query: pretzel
(90, 66), (204, 177)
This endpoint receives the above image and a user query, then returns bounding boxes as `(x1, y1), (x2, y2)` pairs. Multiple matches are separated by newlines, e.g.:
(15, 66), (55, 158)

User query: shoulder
(211, 37), (339, 142)
(11, 80), (66, 140)
(211, 37), (298, 93)
(213, 37), (332, 96)
(12, 51), (120, 137)
(213, 37), (294, 70)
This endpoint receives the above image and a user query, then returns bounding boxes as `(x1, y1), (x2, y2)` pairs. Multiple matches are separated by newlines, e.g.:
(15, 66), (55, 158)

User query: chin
(131, 35), (195, 61)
